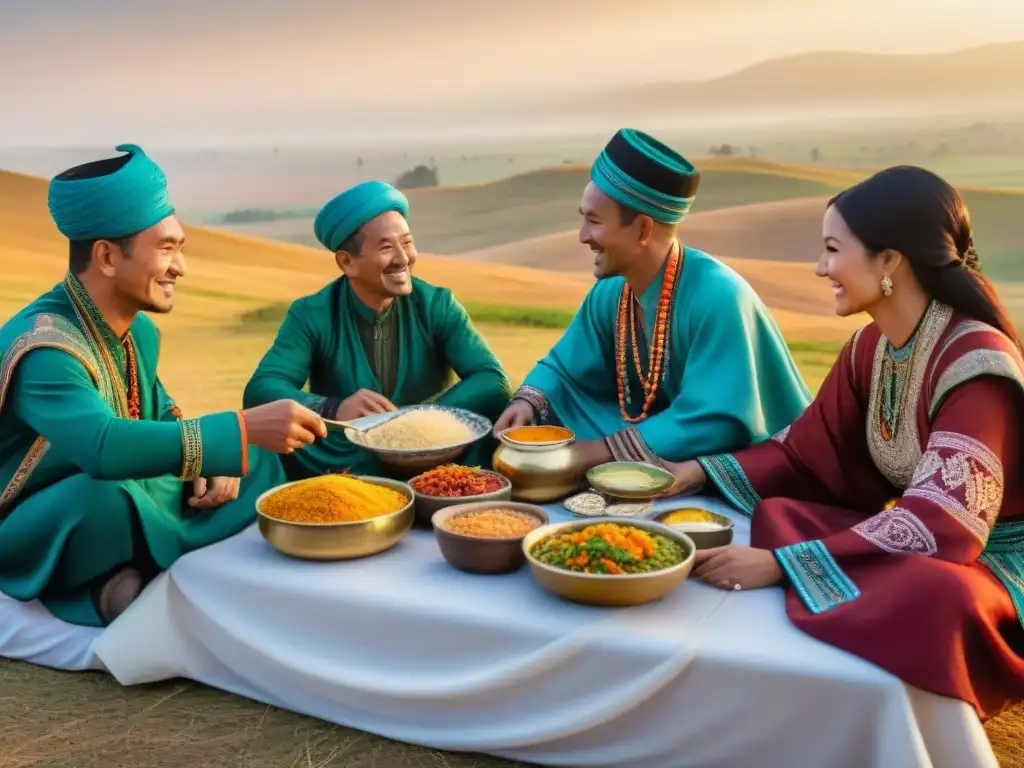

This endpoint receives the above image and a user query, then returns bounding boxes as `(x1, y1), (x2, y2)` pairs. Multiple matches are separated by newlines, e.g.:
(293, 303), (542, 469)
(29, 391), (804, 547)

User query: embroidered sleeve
(179, 418), (204, 481)
(606, 427), (665, 468)
(697, 453), (762, 516)
(776, 376), (1020, 615)
(774, 541), (861, 614)
(9, 348), (246, 482)
(511, 385), (551, 423)
(849, 426), (1003, 562)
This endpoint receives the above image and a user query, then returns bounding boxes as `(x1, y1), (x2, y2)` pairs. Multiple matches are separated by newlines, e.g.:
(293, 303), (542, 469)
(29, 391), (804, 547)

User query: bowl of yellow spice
(256, 474), (415, 560)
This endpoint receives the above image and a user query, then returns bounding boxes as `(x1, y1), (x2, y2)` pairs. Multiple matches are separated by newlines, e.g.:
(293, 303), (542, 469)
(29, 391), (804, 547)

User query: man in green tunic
(494, 129), (812, 470)
(243, 181), (511, 479)
(0, 144), (328, 627)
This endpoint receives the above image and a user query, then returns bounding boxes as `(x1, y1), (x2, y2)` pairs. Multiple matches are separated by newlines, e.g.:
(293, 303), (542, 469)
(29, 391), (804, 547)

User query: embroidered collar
(63, 271), (128, 372)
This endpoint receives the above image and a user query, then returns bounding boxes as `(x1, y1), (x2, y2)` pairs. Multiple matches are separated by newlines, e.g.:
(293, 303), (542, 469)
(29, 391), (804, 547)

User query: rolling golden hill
(452, 182), (1024, 278)
(237, 157), (864, 255)
(242, 158), (1024, 274)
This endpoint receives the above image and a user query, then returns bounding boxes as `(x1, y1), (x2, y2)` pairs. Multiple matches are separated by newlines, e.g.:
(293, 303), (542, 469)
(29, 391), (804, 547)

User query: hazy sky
(3, 0), (1023, 146)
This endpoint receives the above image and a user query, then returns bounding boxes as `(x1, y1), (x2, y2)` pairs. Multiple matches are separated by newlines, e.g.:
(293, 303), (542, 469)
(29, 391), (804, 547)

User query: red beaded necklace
(123, 336), (141, 420)
(615, 246), (681, 423)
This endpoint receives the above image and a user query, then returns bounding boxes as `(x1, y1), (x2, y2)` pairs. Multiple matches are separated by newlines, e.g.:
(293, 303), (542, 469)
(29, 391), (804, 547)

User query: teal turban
(591, 129), (701, 224)
(313, 180), (410, 252)
(47, 143), (175, 241)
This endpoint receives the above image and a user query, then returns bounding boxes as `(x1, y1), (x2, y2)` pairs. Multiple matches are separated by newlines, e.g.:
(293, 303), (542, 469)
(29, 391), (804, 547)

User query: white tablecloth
(58, 495), (990, 768)
(0, 590), (104, 672)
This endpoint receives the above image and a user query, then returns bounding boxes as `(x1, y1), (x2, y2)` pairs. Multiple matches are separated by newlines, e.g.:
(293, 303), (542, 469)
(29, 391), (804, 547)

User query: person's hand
(657, 460), (707, 497)
(493, 399), (534, 435)
(241, 400), (328, 454)
(188, 476), (241, 509)
(334, 389), (397, 421)
(692, 545), (783, 591)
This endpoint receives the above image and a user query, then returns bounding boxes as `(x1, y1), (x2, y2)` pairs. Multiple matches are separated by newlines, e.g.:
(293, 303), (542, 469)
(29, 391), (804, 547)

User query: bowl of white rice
(344, 404), (493, 474)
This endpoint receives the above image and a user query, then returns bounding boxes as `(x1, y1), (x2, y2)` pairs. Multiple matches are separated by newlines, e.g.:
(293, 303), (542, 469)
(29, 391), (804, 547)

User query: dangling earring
(880, 274), (893, 297)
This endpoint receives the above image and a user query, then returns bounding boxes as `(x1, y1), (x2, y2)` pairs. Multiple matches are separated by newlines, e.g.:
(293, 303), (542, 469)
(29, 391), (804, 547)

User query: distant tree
(708, 143), (735, 156)
(393, 164), (439, 190)
(356, 156), (364, 168)
(810, 147), (823, 163)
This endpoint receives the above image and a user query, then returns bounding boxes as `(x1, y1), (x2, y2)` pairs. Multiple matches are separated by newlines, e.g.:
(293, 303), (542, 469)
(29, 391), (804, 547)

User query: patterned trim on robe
(852, 506), (939, 555)
(981, 520), (1024, 634)
(696, 454), (760, 517)
(929, 349), (1024, 421)
(0, 314), (106, 513)
(902, 430), (1003, 545)
(866, 301), (952, 489)
(63, 276), (135, 419)
(605, 427), (665, 468)
(178, 418), (205, 481)
(932, 318), (998, 366)
(511, 385), (551, 423)
(0, 437), (50, 518)
(774, 540), (861, 614)
(849, 326), (864, 368)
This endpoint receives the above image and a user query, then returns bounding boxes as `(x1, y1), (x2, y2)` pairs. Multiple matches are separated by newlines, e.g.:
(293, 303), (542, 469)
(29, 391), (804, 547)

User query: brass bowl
(492, 428), (586, 503)
(654, 507), (735, 550)
(255, 476), (415, 560)
(344, 405), (493, 476)
(409, 469), (512, 527)
(522, 517), (696, 607)
(586, 461), (675, 500)
(432, 501), (549, 574)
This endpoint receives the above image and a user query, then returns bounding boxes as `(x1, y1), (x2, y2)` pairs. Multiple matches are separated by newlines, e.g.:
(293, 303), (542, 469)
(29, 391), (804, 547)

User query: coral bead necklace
(615, 245), (681, 423)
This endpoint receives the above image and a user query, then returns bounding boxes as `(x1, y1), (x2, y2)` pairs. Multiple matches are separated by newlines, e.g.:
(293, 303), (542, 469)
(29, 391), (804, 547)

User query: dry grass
(0, 662), (531, 768)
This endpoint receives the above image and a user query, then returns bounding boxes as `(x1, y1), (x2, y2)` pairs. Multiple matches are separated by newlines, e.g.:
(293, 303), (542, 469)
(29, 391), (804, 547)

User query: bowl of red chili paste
(408, 464), (512, 526)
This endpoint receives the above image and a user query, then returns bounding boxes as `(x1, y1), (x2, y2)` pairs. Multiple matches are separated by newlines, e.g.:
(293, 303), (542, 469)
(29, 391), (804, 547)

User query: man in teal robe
(494, 129), (812, 469)
(0, 144), (325, 627)
(243, 180), (512, 479)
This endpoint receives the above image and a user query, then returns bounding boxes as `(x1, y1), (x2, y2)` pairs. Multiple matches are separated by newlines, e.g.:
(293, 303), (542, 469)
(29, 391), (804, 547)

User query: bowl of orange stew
(408, 464), (512, 527)
(432, 502), (549, 574)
